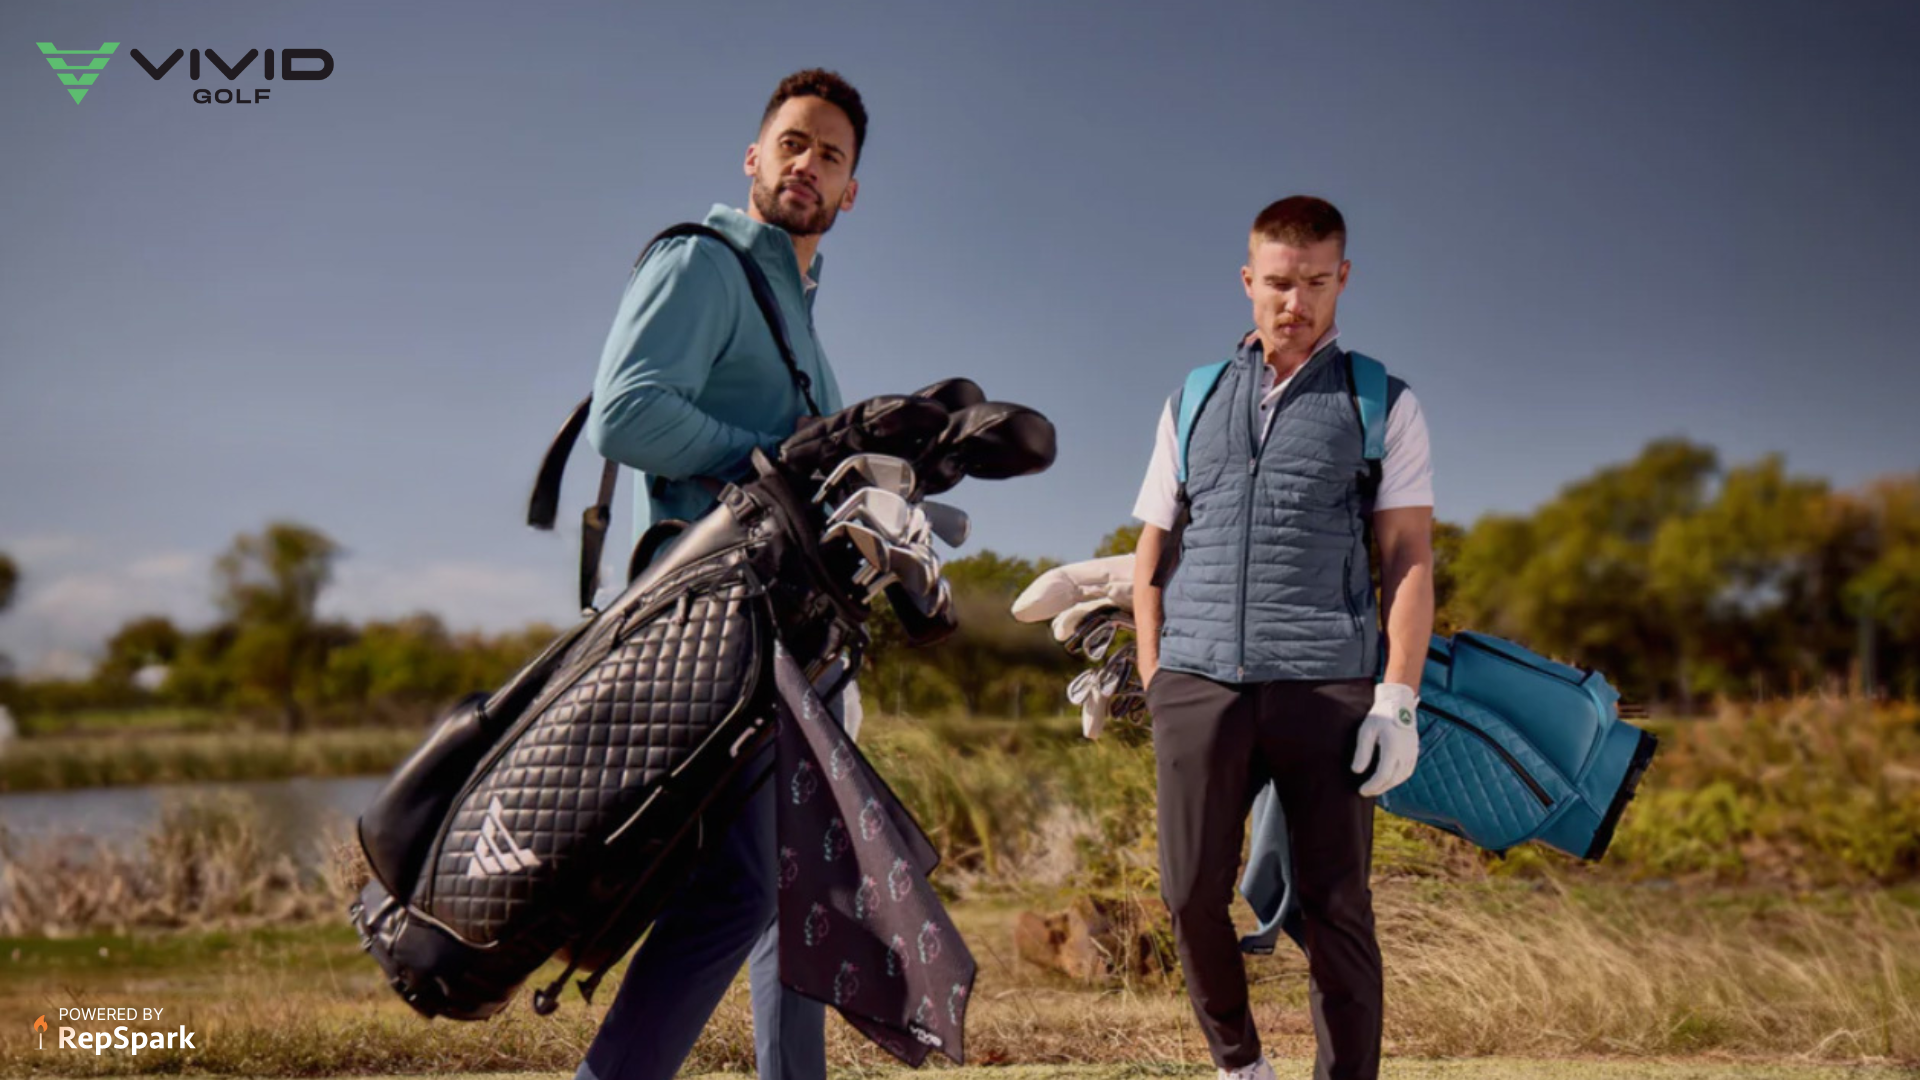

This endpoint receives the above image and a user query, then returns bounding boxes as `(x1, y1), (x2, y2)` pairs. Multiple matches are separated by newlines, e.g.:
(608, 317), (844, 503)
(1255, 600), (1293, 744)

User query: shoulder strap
(528, 222), (821, 613)
(641, 223), (822, 419)
(1174, 360), (1232, 485)
(1347, 350), (1387, 462)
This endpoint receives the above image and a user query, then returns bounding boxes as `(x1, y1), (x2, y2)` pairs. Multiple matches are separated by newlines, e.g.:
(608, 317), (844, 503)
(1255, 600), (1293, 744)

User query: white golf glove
(1352, 682), (1420, 798)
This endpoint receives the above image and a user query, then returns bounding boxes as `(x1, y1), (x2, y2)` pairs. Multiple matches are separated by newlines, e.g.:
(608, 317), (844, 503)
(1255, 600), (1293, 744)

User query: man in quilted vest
(1132, 197), (1437, 1080)
(573, 69), (865, 1080)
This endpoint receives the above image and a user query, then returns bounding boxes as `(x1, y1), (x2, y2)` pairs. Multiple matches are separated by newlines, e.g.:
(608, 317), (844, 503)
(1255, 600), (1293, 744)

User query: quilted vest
(1159, 343), (1380, 683)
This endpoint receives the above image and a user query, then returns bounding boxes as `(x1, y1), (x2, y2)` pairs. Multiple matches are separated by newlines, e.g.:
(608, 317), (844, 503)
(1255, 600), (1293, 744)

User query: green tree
(0, 551), (17, 614)
(214, 522), (342, 733)
(0, 551), (16, 678)
(1430, 519), (1467, 636)
(1450, 439), (1719, 703)
(1844, 475), (1920, 696)
(1650, 456), (1837, 706)
(1096, 523), (1142, 557)
(321, 614), (466, 713)
(97, 615), (184, 688)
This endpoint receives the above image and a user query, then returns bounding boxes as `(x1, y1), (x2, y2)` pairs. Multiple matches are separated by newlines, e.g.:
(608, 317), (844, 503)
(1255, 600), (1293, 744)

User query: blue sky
(3, 0), (1917, 674)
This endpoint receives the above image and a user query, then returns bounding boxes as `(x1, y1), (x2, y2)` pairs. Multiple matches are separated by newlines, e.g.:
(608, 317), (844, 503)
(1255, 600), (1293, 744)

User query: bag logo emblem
(467, 795), (543, 877)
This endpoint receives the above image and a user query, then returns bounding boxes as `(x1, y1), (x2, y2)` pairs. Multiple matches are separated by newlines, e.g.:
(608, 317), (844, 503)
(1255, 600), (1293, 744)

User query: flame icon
(33, 1016), (48, 1032)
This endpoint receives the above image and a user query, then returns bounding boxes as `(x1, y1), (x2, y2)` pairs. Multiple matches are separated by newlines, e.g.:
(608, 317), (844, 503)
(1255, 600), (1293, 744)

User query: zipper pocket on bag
(1422, 701), (1554, 808)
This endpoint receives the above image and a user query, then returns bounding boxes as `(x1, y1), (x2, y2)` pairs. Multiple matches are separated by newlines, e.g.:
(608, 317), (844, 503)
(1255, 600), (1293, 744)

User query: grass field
(22, 1066), (1909, 1080)
(4, 698), (1919, 1076)
(3, 880), (1917, 1077)
(0, 728), (422, 794)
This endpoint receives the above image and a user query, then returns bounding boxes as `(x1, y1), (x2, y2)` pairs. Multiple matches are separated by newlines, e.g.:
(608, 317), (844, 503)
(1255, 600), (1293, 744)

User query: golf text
(50, 1008), (199, 1055)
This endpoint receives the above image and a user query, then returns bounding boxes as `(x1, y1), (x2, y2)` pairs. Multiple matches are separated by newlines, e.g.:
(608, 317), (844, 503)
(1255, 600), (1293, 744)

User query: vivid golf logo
(37, 42), (118, 103)
(34, 41), (333, 104)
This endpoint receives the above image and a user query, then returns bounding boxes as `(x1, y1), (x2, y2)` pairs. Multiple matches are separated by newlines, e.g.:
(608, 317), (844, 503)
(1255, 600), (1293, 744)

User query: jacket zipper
(1421, 700), (1554, 807)
(1238, 349), (1327, 679)
(1236, 360), (1260, 680)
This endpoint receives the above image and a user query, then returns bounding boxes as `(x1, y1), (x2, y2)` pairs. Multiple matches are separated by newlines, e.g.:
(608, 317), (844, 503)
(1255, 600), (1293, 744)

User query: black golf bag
(348, 378), (1054, 1028)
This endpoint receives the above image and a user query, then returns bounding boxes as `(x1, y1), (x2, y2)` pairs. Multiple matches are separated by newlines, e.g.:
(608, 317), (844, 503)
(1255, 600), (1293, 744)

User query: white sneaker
(1218, 1056), (1275, 1080)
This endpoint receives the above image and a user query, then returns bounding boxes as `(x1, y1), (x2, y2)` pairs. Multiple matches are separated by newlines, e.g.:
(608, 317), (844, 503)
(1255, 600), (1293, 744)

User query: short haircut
(1250, 196), (1347, 256)
(761, 68), (869, 170)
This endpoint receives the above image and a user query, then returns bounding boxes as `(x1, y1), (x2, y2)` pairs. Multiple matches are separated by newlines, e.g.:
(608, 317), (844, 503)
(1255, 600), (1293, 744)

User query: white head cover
(1009, 553), (1137, 623)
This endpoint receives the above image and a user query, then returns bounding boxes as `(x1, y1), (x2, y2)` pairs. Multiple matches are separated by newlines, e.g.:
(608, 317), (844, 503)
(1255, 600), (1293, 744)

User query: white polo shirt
(1133, 329), (1434, 531)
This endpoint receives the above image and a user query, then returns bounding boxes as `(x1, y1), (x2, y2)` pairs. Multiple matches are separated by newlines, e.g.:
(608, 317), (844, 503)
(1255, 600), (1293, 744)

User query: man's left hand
(1352, 682), (1420, 797)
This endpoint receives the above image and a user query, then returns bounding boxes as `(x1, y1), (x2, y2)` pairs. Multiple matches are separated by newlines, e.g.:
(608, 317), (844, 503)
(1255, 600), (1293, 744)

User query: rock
(1014, 893), (1175, 982)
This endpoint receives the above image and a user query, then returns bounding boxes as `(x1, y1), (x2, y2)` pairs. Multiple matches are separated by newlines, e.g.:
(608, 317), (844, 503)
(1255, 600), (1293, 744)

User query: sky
(3, 0), (1917, 676)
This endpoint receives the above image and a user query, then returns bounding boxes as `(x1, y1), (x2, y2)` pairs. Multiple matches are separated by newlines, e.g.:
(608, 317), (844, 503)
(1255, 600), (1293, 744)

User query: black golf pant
(1146, 671), (1382, 1080)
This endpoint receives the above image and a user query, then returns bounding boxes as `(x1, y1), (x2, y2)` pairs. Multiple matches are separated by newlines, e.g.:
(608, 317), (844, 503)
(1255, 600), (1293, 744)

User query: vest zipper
(1237, 349), (1326, 679)
(1236, 362), (1261, 681)
(1421, 700), (1554, 808)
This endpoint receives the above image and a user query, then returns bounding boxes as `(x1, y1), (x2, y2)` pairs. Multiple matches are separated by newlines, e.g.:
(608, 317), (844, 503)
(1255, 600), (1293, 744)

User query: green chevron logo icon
(37, 42), (119, 103)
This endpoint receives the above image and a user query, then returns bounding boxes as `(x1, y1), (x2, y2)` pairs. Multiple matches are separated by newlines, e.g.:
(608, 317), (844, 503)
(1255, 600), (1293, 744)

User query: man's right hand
(1134, 524), (1169, 695)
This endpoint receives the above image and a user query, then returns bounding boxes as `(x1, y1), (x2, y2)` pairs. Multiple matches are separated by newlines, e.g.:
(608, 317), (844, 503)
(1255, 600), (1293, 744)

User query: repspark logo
(42, 1007), (199, 1056)
(33, 1015), (47, 1050)
(35, 42), (333, 104)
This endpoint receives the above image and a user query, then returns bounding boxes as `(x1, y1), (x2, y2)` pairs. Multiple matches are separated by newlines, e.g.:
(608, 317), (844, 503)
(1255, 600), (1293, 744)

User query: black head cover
(910, 377), (987, 413)
(912, 402), (1058, 497)
(778, 395), (951, 479)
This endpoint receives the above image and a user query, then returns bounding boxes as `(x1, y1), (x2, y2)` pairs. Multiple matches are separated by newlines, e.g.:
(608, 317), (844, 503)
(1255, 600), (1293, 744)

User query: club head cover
(913, 402), (1058, 497)
(1013, 554), (1139, 623)
(778, 395), (951, 479)
(910, 377), (988, 413)
(1048, 598), (1116, 643)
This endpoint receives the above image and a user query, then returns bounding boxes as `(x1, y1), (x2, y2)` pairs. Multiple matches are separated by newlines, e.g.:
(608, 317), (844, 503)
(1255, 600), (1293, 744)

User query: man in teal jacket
(573, 69), (862, 1080)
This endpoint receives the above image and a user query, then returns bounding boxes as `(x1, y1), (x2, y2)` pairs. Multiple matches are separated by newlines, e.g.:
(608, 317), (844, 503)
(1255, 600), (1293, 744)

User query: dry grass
(4, 698), (1920, 1074)
(0, 794), (357, 938)
(3, 879), (1916, 1076)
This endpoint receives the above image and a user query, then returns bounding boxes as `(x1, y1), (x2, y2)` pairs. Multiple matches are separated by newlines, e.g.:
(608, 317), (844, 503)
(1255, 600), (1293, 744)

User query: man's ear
(1338, 259), (1352, 286)
(840, 177), (859, 211)
(1241, 263), (1255, 299)
(744, 143), (759, 178)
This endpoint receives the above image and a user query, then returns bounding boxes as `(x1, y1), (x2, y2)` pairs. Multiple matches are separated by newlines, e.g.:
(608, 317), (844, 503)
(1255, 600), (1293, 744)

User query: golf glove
(1352, 682), (1420, 797)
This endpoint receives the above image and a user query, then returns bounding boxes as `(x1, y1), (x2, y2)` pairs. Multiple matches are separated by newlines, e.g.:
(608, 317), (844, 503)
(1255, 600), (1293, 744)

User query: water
(0, 776), (387, 866)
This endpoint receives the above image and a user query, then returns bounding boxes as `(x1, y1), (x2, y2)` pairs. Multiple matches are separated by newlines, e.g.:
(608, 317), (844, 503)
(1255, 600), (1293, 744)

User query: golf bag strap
(1172, 351), (1388, 481)
(1173, 359), (1231, 486)
(638, 223), (823, 419)
(1348, 351), (1388, 463)
(527, 223), (820, 612)
(576, 460), (620, 614)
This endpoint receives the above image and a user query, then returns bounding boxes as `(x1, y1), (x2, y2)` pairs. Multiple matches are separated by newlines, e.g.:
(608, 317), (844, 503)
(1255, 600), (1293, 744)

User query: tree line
(1, 438), (1914, 728)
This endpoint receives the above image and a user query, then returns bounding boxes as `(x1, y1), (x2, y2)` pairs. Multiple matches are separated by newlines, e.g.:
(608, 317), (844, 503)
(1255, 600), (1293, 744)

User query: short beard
(750, 174), (839, 238)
